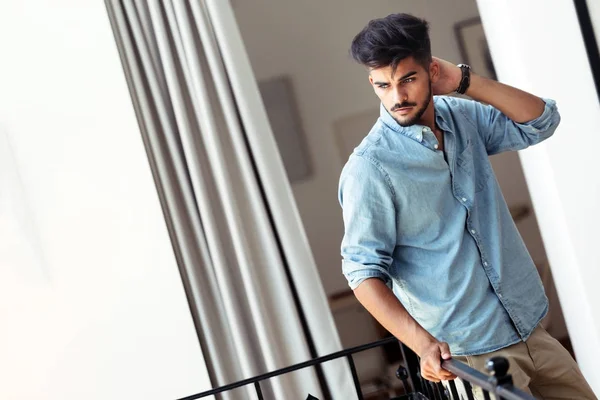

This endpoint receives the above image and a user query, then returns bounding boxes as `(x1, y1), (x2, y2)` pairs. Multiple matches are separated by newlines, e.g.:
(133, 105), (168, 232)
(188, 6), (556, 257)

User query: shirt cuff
(342, 259), (393, 290)
(515, 98), (558, 134)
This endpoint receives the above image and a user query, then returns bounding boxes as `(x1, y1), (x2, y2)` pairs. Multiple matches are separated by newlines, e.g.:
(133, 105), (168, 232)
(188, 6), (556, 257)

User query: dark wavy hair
(350, 13), (432, 74)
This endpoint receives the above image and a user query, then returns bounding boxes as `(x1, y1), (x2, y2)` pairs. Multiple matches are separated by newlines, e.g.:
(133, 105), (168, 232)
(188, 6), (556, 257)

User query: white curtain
(104, 0), (354, 399)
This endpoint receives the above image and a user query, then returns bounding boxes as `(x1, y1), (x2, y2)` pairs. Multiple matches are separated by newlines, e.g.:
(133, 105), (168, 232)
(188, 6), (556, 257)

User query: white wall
(477, 0), (600, 394)
(233, 0), (484, 296)
(0, 2), (210, 399)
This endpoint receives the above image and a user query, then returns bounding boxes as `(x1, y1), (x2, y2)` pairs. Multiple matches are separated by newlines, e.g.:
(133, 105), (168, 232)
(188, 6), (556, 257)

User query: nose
(392, 86), (408, 104)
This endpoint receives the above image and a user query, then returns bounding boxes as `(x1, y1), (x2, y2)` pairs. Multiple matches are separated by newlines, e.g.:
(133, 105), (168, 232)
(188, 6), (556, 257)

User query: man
(339, 13), (595, 399)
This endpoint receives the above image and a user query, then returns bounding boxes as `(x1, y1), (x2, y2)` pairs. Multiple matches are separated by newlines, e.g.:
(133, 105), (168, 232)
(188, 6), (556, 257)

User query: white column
(0, 2), (211, 399)
(476, 0), (600, 394)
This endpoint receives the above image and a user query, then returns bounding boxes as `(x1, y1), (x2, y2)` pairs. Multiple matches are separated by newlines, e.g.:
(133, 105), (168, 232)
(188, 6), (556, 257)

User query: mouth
(394, 107), (414, 115)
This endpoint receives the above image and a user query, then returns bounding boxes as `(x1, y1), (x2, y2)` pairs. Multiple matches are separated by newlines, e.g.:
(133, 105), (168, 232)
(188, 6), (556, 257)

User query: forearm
(353, 278), (436, 357)
(465, 74), (545, 123)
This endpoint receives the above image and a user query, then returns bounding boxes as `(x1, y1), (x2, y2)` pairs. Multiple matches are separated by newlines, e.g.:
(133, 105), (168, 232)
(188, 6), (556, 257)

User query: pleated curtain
(104, 0), (355, 398)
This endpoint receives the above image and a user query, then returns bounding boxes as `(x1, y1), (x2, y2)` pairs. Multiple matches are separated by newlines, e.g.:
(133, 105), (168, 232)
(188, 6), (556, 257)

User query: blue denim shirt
(338, 96), (560, 355)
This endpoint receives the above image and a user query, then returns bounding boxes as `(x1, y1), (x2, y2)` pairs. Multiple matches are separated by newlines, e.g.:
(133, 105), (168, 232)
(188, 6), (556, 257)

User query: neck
(416, 96), (436, 131)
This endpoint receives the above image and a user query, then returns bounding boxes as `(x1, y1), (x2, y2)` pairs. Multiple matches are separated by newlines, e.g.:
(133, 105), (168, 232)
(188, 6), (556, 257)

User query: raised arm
(432, 57), (560, 154)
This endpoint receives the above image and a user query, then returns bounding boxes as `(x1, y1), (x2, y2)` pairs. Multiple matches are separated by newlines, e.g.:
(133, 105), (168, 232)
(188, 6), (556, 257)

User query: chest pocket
(456, 139), (492, 193)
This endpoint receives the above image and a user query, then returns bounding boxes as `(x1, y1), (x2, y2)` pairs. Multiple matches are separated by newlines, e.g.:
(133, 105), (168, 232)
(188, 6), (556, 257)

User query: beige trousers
(452, 325), (596, 400)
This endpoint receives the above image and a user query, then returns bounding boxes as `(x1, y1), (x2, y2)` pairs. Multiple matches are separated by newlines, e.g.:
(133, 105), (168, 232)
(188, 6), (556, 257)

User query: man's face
(369, 56), (434, 127)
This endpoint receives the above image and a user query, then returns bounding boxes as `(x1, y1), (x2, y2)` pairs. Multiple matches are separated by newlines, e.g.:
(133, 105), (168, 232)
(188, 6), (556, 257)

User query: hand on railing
(418, 340), (457, 382)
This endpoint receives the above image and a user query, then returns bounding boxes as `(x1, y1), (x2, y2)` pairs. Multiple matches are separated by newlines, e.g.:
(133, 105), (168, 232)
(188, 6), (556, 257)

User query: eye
(377, 84), (389, 89)
(403, 78), (416, 84)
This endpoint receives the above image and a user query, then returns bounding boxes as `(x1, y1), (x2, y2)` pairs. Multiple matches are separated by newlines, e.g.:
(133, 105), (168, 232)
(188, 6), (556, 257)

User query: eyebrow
(373, 70), (418, 85)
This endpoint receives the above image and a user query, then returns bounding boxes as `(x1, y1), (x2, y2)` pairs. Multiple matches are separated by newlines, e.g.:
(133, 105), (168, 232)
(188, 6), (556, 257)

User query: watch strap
(455, 64), (472, 94)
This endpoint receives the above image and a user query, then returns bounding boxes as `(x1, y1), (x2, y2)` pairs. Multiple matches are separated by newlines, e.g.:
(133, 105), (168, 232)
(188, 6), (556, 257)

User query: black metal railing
(177, 337), (535, 400)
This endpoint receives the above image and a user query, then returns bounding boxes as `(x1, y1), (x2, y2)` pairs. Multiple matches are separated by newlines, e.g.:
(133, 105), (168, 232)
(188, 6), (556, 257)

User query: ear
(429, 59), (440, 83)
(368, 74), (374, 86)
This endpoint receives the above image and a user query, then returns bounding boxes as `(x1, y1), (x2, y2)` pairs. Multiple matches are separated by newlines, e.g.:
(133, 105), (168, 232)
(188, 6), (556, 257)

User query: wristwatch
(455, 64), (472, 94)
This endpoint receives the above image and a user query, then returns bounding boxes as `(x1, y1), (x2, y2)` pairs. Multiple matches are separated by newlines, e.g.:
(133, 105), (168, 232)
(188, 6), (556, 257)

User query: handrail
(442, 358), (536, 400)
(177, 337), (397, 400)
(178, 337), (537, 400)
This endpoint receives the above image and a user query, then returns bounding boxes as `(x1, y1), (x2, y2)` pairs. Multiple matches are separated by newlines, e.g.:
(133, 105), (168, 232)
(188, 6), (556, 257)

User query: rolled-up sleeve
(459, 97), (560, 155)
(338, 155), (397, 290)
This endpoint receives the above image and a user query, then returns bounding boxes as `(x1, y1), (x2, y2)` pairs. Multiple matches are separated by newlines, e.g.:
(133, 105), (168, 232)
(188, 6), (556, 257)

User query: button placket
(424, 127), (442, 151)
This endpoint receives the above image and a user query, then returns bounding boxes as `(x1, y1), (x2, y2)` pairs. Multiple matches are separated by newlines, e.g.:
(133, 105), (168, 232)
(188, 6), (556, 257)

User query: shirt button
(434, 144), (439, 149)
(471, 229), (476, 234)
(484, 262), (488, 267)
(498, 293), (503, 299)
(461, 197), (467, 202)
